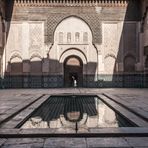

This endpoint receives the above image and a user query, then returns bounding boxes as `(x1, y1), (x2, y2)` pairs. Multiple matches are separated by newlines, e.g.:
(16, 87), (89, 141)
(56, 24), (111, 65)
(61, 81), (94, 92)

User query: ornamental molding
(14, 0), (129, 7)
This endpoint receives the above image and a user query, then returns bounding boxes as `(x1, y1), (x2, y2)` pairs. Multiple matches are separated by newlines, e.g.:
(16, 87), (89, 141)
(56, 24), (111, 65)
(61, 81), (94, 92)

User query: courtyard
(0, 88), (148, 148)
(0, 0), (148, 147)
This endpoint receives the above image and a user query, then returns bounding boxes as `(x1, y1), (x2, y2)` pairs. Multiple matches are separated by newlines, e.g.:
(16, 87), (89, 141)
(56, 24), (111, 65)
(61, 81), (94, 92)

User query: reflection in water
(21, 96), (134, 132)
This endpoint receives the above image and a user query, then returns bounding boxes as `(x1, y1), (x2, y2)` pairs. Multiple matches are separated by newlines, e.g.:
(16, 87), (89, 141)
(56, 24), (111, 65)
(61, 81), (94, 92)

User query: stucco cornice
(13, 0), (129, 7)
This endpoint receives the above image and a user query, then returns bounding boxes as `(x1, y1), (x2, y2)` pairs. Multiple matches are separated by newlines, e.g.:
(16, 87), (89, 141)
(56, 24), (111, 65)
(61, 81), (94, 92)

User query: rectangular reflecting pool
(20, 95), (137, 133)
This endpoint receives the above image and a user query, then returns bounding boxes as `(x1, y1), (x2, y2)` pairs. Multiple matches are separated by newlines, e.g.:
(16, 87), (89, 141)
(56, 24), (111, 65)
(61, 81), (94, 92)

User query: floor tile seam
(3, 141), (44, 146)
(0, 139), (8, 148)
(85, 137), (88, 148)
(123, 137), (134, 148)
(42, 138), (48, 148)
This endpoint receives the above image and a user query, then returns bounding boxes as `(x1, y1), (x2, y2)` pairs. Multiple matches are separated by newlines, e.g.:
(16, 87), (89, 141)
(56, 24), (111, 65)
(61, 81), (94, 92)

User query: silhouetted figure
(72, 76), (77, 87)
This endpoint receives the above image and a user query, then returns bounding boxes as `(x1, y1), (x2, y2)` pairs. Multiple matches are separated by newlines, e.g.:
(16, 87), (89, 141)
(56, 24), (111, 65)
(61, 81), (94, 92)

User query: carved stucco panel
(103, 23), (118, 73)
(6, 22), (22, 56)
(29, 22), (44, 57)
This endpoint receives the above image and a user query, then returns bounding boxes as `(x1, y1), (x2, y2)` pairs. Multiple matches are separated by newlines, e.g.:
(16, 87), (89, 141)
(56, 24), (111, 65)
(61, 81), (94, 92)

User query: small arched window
(83, 32), (88, 43)
(75, 32), (80, 42)
(124, 55), (136, 72)
(59, 32), (63, 43)
(104, 55), (116, 74)
(67, 32), (71, 43)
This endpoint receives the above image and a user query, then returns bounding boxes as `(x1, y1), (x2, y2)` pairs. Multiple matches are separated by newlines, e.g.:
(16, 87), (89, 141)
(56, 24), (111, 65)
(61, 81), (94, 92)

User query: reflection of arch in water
(64, 96), (83, 122)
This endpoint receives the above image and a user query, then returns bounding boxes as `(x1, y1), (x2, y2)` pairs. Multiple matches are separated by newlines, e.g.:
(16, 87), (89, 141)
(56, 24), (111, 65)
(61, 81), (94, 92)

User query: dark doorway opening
(64, 56), (83, 87)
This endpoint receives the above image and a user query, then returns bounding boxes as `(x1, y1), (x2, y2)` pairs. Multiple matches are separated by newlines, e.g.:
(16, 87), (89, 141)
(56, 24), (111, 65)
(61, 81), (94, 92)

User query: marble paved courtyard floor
(0, 88), (148, 148)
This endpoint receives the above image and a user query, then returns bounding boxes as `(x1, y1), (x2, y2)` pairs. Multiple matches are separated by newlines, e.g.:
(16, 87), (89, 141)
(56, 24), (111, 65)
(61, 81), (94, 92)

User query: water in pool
(21, 95), (136, 133)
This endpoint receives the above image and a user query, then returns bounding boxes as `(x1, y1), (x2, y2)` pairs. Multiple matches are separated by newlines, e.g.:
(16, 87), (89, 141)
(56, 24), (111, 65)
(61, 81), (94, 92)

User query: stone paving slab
(19, 128), (56, 135)
(2, 143), (43, 148)
(1, 137), (148, 148)
(1, 127), (148, 138)
(86, 137), (130, 148)
(44, 138), (87, 148)
(125, 137), (148, 147)
(134, 147), (148, 148)
(0, 129), (148, 141)
(0, 129), (20, 134)
(89, 127), (148, 134)
(3, 138), (44, 145)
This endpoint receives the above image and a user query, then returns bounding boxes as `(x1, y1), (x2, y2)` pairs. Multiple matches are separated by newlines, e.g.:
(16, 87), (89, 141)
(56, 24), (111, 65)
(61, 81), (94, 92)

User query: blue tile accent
(11, 76), (23, 88)
(84, 74), (146, 88)
(29, 76), (43, 88)
(43, 75), (63, 88)
(1, 74), (147, 88)
(144, 74), (148, 88)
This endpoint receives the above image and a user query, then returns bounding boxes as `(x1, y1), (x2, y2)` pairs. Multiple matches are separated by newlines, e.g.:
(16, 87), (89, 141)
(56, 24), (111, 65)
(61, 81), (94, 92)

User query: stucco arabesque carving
(10, 50), (22, 62)
(30, 50), (42, 60)
(124, 51), (136, 59)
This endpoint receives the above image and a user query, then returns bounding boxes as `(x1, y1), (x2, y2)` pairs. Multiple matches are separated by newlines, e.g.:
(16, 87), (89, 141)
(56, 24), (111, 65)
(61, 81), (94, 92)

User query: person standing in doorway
(72, 76), (77, 87)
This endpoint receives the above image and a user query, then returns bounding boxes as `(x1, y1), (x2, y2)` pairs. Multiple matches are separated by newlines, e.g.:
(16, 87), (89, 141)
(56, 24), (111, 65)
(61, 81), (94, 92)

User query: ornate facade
(0, 0), (148, 88)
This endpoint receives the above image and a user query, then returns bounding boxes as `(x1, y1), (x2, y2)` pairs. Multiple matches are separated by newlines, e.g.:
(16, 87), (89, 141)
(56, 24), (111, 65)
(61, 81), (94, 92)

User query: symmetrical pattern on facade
(0, 0), (148, 88)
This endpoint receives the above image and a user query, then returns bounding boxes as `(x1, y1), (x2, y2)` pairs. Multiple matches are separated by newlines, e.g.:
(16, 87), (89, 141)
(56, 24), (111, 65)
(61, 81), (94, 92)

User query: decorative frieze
(14, 0), (129, 7)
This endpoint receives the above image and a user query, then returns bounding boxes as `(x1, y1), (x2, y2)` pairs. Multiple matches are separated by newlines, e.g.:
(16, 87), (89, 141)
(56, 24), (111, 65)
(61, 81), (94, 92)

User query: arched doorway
(64, 56), (83, 87)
